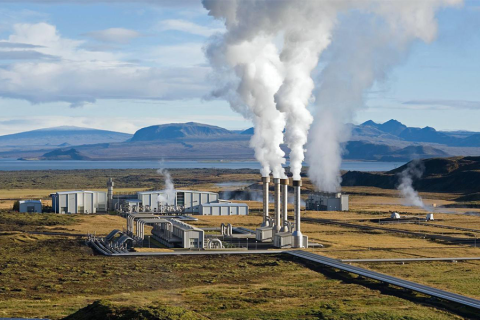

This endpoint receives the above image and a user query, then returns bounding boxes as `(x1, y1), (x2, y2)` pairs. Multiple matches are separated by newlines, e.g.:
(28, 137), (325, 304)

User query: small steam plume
(157, 168), (175, 205)
(397, 160), (429, 210)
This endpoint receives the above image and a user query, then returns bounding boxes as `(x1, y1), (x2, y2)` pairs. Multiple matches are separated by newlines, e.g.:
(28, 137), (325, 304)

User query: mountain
(241, 127), (254, 135)
(375, 119), (407, 135)
(0, 126), (132, 147)
(399, 126), (457, 145)
(130, 122), (233, 141)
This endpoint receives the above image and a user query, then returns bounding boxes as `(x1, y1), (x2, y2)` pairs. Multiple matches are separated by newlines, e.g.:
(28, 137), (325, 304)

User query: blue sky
(0, 0), (479, 135)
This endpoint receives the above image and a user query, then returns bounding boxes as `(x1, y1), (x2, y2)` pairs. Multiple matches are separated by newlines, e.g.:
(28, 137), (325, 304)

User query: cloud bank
(0, 22), (210, 108)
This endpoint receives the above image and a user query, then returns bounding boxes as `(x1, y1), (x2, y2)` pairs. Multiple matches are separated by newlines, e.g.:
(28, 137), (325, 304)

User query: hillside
(0, 126), (132, 147)
(130, 122), (232, 141)
(341, 156), (480, 195)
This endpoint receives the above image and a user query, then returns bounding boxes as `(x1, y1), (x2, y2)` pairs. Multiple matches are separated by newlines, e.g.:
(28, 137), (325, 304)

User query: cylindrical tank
(280, 178), (289, 232)
(262, 176), (270, 227)
(292, 180), (303, 248)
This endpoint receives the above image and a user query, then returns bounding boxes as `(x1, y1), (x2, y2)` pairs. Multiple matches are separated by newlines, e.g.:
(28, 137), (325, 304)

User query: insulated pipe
(292, 180), (304, 248)
(261, 176), (271, 227)
(280, 178), (289, 232)
(273, 178), (281, 233)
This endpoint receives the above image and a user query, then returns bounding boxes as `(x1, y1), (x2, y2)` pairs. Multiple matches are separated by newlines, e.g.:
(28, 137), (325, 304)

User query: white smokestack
(280, 178), (289, 232)
(273, 178), (281, 232)
(261, 176), (270, 227)
(292, 179), (303, 248)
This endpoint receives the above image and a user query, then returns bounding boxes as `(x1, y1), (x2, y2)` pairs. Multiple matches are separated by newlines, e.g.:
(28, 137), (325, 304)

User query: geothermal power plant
(82, 175), (316, 253)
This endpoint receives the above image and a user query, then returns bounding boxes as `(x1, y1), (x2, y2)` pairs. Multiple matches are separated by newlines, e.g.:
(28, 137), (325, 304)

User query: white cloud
(403, 99), (480, 110)
(145, 43), (206, 67)
(0, 0), (200, 5)
(0, 22), (211, 108)
(84, 28), (142, 44)
(157, 19), (224, 37)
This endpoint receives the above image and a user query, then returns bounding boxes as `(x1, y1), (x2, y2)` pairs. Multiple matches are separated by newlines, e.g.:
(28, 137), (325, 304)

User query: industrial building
(51, 191), (107, 214)
(18, 200), (42, 213)
(305, 192), (349, 211)
(138, 189), (219, 213)
(199, 202), (248, 216)
(150, 218), (204, 249)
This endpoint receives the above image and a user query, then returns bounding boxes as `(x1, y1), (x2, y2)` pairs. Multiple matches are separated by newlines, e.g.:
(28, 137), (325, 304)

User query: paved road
(341, 257), (480, 263)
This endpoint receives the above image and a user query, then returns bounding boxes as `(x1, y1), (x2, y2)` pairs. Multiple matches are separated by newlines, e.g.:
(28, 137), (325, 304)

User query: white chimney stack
(280, 178), (289, 232)
(273, 178), (281, 233)
(292, 179), (304, 248)
(261, 176), (270, 227)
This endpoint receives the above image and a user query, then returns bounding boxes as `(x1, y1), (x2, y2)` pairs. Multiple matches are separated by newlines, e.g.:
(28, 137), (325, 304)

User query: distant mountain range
(351, 119), (480, 147)
(0, 126), (132, 149)
(1, 120), (479, 162)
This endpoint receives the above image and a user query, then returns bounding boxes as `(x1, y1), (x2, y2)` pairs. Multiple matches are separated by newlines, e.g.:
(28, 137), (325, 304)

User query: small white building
(306, 192), (349, 211)
(138, 190), (219, 213)
(19, 200), (42, 213)
(51, 191), (107, 214)
(199, 203), (248, 216)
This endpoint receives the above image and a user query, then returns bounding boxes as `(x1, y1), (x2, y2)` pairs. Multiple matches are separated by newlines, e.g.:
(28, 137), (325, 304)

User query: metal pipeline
(280, 178), (289, 232)
(273, 178), (281, 232)
(292, 180), (303, 248)
(261, 176), (270, 227)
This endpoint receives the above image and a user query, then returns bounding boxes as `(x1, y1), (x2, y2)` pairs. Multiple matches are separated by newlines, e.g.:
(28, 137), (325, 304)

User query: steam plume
(157, 168), (175, 205)
(397, 160), (429, 210)
(203, 0), (462, 185)
(307, 0), (462, 192)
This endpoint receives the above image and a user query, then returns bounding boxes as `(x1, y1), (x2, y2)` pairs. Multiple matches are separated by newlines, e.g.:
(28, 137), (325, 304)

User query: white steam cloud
(203, 0), (462, 186)
(397, 160), (429, 210)
(157, 168), (175, 205)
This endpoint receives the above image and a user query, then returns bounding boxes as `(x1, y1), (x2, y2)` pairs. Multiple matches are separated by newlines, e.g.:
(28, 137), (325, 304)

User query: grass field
(0, 230), (466, 320)
(1, 169), (480, 319)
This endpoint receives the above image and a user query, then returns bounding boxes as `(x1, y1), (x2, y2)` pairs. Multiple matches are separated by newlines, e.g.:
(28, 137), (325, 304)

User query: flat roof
(138, 189), (218, 195)
(19, 200), (41, 204)
(200, 203), (248, 207)
(54, 190), (106, 195)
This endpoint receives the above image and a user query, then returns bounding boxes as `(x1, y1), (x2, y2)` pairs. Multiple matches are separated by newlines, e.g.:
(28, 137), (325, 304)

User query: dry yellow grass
(44, 214), (126, 235)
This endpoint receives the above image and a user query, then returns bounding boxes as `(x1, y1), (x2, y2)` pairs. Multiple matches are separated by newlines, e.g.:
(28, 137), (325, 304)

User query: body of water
(0, 159), (405, 172)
